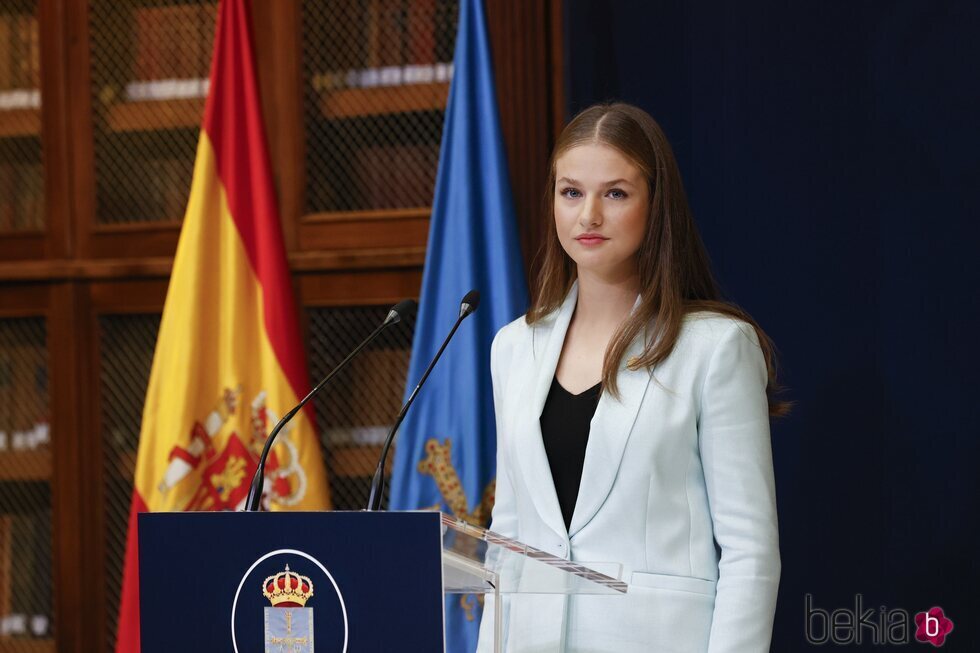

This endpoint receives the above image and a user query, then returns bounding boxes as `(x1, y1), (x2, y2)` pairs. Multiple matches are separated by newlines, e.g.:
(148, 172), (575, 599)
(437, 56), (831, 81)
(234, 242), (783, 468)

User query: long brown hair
(528, 102), (789, 417)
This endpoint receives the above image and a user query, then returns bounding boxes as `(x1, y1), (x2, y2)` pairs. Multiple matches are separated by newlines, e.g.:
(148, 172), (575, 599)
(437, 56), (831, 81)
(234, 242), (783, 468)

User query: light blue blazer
(477, 283), (780, 653)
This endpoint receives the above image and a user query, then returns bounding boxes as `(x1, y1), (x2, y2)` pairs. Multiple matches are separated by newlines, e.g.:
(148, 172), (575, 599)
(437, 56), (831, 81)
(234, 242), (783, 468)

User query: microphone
(366, 290), (480, 511)
(242, 298), (417, 511)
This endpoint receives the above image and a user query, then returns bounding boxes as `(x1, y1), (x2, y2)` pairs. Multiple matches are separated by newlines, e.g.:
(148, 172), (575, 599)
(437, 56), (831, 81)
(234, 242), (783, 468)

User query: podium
(138, 511), (626, 652)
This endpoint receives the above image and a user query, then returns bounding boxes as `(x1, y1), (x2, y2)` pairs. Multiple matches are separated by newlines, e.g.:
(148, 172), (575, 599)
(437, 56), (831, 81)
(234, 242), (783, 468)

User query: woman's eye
(559, 187), (582, 199)
(607, 188), (627, 200)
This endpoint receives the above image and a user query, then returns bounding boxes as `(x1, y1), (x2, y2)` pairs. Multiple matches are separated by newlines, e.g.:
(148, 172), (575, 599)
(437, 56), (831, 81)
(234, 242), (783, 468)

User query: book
(353, 143), (438, 210)
(0, 163), (13, 230)
(435, 0), (456, 62)
(27, 13), (40, 89)
(407, 0), (436, 65)
(0, 515), (11, 616)
(0, 15), (12, 89)
(6, 13), (23, 89)
(8, 514), (34, 616)
(160, 157), (191, 221)
(1, 511), (53, 620)
(13, 14), (40, 90)
(0, 163), (43, 231)
(132, 4), (215, 82)
(133, 6), (162, 81)
(198, 4), (217, 77)
(2, 163), (43, 231)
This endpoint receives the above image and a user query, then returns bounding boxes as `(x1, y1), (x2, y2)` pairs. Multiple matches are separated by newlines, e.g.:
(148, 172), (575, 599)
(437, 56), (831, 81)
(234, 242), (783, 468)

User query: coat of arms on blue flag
(262, 565), (315, 653)
(388, 0), (529, 650)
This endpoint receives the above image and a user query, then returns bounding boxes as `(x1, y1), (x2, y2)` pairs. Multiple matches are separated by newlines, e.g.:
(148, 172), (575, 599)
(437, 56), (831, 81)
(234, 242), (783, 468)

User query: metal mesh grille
(0, 317), (53, 645)
(0, 2), (45, 232)
(306, 306), (416, 510)
(97, 313), (160, 653)
(302, 0), (458, 213)
(88, 0), (217, 224)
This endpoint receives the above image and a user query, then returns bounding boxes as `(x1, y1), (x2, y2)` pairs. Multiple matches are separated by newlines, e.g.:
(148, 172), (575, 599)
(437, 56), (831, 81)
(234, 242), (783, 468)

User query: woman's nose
(579, 196), (602, 227)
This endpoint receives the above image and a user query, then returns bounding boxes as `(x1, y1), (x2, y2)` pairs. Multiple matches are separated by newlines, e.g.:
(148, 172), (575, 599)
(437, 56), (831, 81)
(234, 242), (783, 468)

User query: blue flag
(388, 0), (529, 650)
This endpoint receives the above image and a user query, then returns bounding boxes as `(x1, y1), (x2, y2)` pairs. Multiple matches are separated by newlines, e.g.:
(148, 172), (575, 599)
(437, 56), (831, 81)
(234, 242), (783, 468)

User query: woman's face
(553, 143), (649, 280)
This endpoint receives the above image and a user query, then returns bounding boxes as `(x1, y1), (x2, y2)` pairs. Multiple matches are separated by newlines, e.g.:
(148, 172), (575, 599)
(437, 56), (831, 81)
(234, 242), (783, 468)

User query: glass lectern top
(439, 513), (627, 596)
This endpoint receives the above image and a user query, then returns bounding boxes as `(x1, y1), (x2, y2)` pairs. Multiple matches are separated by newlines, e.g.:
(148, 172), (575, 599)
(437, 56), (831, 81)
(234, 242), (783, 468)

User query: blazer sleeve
(699, 321), (781, 653)
(486, 328), (519, 540)
(476, 329), (520, 653)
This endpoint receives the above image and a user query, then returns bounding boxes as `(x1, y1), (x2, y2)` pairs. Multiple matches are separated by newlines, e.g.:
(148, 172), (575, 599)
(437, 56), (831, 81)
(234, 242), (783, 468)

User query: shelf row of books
(0, 424), (50, 454)
(0, 12), (40, 93)
(314, 0), (455, 71)
(311, 62), (453, 94)
(365, 0), (448, 68)
(97, 156), (191, 224)
(355, 143), (437, 210)
(307, 141), (438, 214)
(126, 1), (452, 92)
(131, 3), (216, 82)
(0, 162), (44, 232)
(0, 513), (52, 638)
(0, 337), (47, 429)
(1, 139), (438, 227)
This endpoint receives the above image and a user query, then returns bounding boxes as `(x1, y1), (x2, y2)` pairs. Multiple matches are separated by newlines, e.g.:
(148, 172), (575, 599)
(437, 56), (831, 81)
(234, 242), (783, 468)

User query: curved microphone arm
(366, 290), (480, 511)
(243, 300), (415, 511)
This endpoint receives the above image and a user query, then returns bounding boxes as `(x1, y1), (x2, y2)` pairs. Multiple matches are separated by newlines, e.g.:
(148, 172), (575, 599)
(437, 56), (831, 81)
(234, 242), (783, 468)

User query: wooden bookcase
(0, 1), (563, 651)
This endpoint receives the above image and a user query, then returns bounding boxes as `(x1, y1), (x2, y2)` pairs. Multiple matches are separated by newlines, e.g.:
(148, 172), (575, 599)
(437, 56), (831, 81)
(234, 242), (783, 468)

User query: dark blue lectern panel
(139, 511), (444, 653)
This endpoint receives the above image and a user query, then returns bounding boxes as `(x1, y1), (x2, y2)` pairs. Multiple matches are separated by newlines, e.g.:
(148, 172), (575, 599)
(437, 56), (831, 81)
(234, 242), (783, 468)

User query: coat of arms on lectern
(262, 565), (315, 652)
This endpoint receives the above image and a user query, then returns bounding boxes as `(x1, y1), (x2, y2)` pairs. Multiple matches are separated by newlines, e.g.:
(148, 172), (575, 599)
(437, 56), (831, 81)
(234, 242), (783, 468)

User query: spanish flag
(114, 0), (331, 650)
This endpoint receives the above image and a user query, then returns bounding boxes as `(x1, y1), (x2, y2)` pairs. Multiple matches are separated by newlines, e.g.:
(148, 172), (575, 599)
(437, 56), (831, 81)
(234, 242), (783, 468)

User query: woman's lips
(575, 234), (608, 246)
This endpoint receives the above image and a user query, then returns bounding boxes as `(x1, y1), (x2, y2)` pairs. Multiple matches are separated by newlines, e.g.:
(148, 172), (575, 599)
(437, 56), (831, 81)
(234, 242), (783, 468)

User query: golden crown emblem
(261, 564), (314, 607)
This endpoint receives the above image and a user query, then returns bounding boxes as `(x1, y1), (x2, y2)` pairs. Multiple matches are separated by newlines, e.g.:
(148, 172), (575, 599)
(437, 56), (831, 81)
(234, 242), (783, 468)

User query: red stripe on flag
(201, 0), (312, 415)
(114, 491), (150, 653)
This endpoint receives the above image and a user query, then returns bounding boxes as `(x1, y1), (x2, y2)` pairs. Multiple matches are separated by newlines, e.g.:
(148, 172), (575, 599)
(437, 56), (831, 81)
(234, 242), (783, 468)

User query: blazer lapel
(511, 283), (579, 540)
(568, 312), (652, 538)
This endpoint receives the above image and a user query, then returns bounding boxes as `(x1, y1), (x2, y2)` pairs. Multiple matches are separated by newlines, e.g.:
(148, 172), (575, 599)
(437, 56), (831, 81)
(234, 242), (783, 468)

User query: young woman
(478, 103), (785, 653)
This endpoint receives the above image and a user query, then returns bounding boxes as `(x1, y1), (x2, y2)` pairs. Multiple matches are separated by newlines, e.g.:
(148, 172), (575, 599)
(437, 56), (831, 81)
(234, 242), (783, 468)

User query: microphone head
(385, 299), (418, 325)
(459, 289), (480, 318)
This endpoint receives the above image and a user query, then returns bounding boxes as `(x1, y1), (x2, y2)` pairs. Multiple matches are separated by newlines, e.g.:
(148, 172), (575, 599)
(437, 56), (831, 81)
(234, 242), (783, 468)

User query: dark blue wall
(564, 1), (979, 649)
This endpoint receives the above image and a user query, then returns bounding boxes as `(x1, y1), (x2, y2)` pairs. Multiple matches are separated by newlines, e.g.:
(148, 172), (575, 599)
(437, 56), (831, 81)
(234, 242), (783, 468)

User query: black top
(539, 376), (602, 532)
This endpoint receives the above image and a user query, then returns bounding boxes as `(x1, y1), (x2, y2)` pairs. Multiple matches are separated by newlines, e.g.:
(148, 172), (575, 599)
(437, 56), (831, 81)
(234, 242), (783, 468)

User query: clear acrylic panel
(440, 513), (626, 596)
